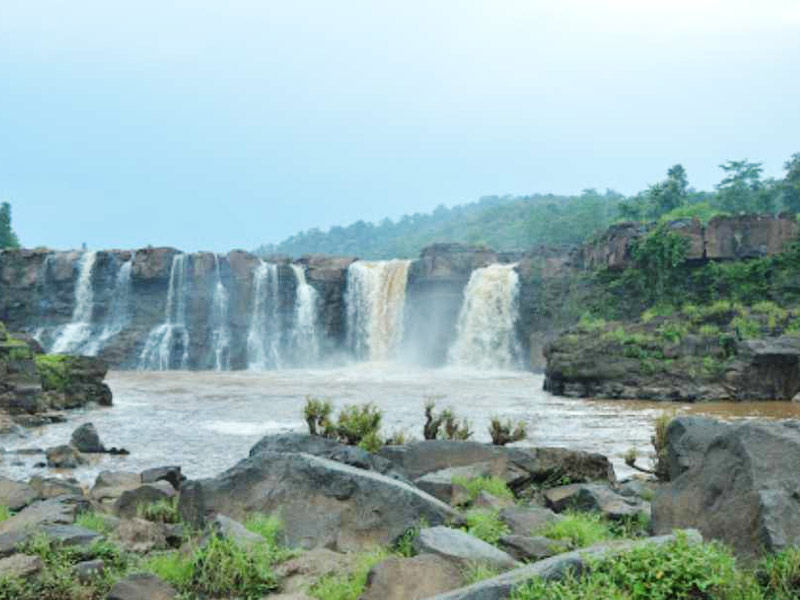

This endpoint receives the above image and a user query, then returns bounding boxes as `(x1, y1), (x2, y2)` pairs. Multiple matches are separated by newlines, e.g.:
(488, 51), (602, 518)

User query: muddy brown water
(2, 366), (800, 485)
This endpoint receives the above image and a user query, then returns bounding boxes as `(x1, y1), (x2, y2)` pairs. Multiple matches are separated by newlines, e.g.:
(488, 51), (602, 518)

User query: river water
(3, 366), (800, 485)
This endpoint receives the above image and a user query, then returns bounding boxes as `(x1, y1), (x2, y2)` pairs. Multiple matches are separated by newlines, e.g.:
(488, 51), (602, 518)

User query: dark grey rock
(113, 482), (175, 519)
(413, 526), (519, 570)
(74, 559), (104, 583)
(499, 506), (561, 537)
(544, 483), (647, 520)
(208, 514), (266, 550)
(45, 444), (85, 469)
(0, 476), (37, 511)
(108, 573), (178, 600)
(70, 422), (105, 453)
(663, 416), (730, 481)
(0, 553), (43, 578)
(141, 466), (184, 490)
(498, 535), (570, 562)
(28, 475), (84, 499)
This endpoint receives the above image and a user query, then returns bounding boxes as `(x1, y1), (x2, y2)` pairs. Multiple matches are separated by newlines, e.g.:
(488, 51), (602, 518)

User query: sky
(1, 1), (799, 252)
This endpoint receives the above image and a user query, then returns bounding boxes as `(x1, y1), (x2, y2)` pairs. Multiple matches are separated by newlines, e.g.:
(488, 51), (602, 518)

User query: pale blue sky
(1, 1), (799, 251)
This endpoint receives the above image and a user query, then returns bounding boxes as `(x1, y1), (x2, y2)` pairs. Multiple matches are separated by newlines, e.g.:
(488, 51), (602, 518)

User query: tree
(0, 202), (20, 249)
(647, 164), (689, 218)
(716, 160), (774, 214)
(782, 152), (800, 213)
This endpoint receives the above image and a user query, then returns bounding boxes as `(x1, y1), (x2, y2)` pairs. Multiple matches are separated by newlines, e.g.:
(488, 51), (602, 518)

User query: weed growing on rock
(488, 417), (527, 445)
(451, 475), (514, 502)
(464, 509), (510, 545)
(76, 511), (114, 534)
(424, 401), (473, 441)
(462, 562), (501, 584)
(537, 511), (612, 548)
(309, 548), (389, 600)
(137, 496), (180, 524)
(304, 396), (334, 437)
(0, 505), (10, 523)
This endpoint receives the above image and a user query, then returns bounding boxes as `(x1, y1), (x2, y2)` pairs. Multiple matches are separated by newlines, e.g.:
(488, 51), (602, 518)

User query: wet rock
(113, 482), (175, 519)
(413, 526), (519, 570)
(498, 535), (571, 562)
(74, 559), (105, 583)
(0, 476), (37, 511)
(361, 553), (465, 600)
(112, 518), (168, 553)
(276, 548), (360, 594)
(0, 553), (43, 578)
(652, 419), (800, 559)
(141, 466), (184, 490)
(178, 451), (460, 552)
(27, 475), (84, 499)
(544, 483), (647, 520)
(108, 573), (178, 600)
(249, 433), (409, 483)
(498, 506), (561, 537)
(45, 444), (86, 469)
(427, 530), (702, 600)
(70, 422), (105, 453)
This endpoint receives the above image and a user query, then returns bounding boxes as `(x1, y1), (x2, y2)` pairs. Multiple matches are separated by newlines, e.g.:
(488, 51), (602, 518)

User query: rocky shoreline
(0, 415), (798, 599)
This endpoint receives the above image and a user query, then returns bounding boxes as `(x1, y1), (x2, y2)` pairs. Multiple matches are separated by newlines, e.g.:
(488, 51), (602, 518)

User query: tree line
(0, 202), (19, 249)
(257, 152), (800, 259)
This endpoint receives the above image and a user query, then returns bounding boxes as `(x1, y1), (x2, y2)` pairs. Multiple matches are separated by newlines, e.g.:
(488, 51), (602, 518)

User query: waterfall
(290, 264), (319, 362)
(345, 260), (410, 361)
(51, 251), (98, 354)
(210, 255), (232, 371)
(84, 257), (133, 355)
(139, 254), (190, 370)
(246, 260), (281, 369)
(448, 263), (521, 370)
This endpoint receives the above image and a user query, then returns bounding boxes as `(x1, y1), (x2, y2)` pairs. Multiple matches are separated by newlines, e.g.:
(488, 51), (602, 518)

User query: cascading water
(290, 264), (319, 362)
(50, 251), (98, 354)
(448, 263), (521, 370)
(83, 257), (133, 355)
(139, 254), (190, 370)
(345, 260), (410, 361)
(246, 261), (281, 369)
(210, 255), (231, 371)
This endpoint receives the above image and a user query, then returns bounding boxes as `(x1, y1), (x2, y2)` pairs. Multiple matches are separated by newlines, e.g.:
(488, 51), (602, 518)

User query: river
(3, 366), (800, 485)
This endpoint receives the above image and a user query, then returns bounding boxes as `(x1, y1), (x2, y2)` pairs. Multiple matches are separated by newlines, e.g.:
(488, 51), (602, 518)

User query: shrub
(34, 354), (72, 392)
(304, 396), (333, 437)
(651, 413), (673, 481)
(732, 315), (762, 339)
(137, 497), (180, 524)
(451, 475), (514, 502)
(464, 509), (510, 545)
(488, 417), (527, 446)
(189, 534), (278, 599)
(756, 545), (800, 598)
(577, 314), (606, 333)
(423, 401), (472, 441)
(76, 511), (114, 534)
(336, 403), (382, 447)
(657, 321), (688, 344)
(698, 323), (720, 337)
(537, 511), (612, 548)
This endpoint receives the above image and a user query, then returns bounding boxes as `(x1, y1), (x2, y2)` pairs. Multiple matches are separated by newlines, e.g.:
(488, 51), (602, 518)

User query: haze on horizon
(1, 0), (798, 252)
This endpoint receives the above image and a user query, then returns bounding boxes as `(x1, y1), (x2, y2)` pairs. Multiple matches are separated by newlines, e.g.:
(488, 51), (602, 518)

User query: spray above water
(139, 254), (190, 370)
(345, 260), (411, 361)
(448, 263), (521, 370)
(50, 251), (98, 354)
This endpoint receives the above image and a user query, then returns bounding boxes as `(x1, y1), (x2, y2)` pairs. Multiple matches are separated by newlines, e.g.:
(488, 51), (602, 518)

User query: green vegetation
(136, 497), (180, 524)
(0, 202), (19, 249)
(463, 509), (510, 545)
(423, 401), (473, 441)
(303, 398), (383, 452)
(34, 354), (73, 392)
(75, 511), (114, 534)
(509, 532), (800, 600)
(462, 562), (501, 585)
(537, 511), (613, 548)
(488, 417), (527, 446)
(451, 475), (514, 503)
(309, 549), (389, 600)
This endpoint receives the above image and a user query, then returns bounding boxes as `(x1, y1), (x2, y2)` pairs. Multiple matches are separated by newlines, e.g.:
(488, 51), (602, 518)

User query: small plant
(144, 550), (195, 589)
(732, 315), (762, 339)
(137, 496), (180, 524)
(423, 401), (472, 441)
(537, 511), (612, 548)
(651, 412), (673, 481)
(76, 511), (114, 534)
(451, 475), (514, 502)
(384, 429), (409, 446)
(756, 544), (800, 598)
(189, 534), (278, 599)
(0, 505), (10, 523)
(304, 396), (333, 437)
(336, 403), (382, 447)
(464, 509), (510, 545)
(698, 323), (720, 337)
(309, 548), (389, 600)
(488, 417), (527, 446)
(657, 321), (688, 344)
(462, 562), (501, 585)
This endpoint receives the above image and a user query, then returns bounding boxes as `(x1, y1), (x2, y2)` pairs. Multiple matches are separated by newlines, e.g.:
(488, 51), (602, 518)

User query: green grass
(142, 551), (194, 589)
(451, 476), (514, 503)
(537, 512), (613, 548)
(309, 548), (389, 600)
(76, 511), (114, 534)
(0, 506), (10, 523)
(136, 497), (180, 524)
(33, 354), (72, 392)
(464, 509), (510, 546)
(462, 562), (501, 585)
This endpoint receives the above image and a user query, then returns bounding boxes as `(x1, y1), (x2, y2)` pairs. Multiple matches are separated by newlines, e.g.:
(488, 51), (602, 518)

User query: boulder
(663, 416), (730, 481)
(108, 573), (178, 600)
(0, 496), (87, 535)
(141, 466), (184, 491)
(74, 559), (105, 583)
(113, 482), (175, 519)
(250, 433), (409, 482)
(498, 535), (570, 562)
(413, 526), (519, 570)
(473, 491), (514, 511)
(414, 462), (509, 504)
(652, 420), (800, 558)
(112, 518), (168, 553)
(0, 477), (37, 511)
(498, 506), (561, 537)
(378, 441), (505, 481)
(503, 447), (616, 487)
(360, 554), (465, 600)
(70, 422), (105, 453)
(208, 514), (265, 550)
(45, 444), (85, 469)
(276, 548), (360, 593)
(28, 475), (84, 499)
(0, 523), (101, 558)
(544, 483), (647, 520)
(0, 553), (43, 578)
(89, 470), (141, 508)
(426, 530), (702, 600)
(178, 451), (460, 552)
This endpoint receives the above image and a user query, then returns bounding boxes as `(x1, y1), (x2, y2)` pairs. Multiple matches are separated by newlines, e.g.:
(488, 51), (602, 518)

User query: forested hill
(256, 154), (800, 259)
(257, 191), (625, 259)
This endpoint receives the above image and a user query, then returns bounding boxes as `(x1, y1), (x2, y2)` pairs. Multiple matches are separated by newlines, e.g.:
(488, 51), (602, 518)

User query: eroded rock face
(652, 420), (800, 559)
(177, 451), (460, 552)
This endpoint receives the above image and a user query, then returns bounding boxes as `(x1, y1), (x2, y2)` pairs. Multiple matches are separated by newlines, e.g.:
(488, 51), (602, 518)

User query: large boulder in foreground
(652, 420), (800, 559)
(178, 451), (460, 552)
(663, 416), (731, 481)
